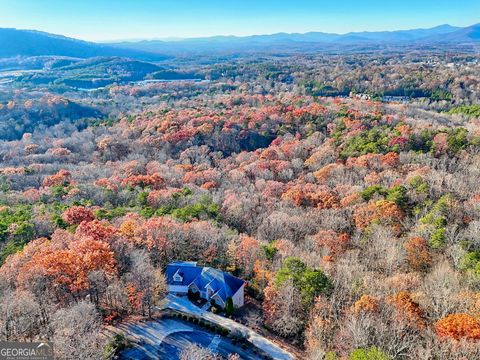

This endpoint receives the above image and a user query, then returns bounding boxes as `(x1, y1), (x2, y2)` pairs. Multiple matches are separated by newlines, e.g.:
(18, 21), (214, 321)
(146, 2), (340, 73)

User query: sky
(1, 0), (479, 42)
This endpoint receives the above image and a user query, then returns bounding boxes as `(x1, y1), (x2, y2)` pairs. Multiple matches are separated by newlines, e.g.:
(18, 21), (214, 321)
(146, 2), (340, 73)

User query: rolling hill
(0, 28), (169, 61)
(11, 57), (178, 89)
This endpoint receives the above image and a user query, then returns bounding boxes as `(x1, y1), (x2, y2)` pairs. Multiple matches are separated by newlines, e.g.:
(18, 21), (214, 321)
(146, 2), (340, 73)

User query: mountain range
(0, 23), (479, 59)
(0, 28), (168, 60)
(109, 23), (480, 54)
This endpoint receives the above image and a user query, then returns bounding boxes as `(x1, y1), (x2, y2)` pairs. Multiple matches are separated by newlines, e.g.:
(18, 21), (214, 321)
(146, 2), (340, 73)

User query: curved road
(158, 294), (295, 360)
(116, 318), (262, 359)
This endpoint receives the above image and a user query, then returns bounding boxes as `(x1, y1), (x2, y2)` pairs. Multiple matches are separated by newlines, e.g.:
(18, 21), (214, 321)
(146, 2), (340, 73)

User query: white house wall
(232, 284), (245, 308)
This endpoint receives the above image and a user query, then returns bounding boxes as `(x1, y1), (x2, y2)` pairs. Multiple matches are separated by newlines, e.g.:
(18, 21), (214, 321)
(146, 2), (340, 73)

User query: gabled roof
(166, 262), (245, 303)
(166, 262), (201, 286)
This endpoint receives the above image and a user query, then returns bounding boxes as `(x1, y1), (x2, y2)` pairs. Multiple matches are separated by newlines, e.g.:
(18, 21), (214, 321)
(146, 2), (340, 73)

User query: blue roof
(166, 262), (245, 303)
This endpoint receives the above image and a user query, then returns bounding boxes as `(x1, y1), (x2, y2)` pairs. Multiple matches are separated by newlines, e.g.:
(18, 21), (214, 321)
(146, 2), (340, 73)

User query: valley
(0, 10), (479, 360)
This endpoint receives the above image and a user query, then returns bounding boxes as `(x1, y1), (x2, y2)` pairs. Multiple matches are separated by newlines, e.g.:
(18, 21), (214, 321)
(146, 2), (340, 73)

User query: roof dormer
(173, 269), (183, 283)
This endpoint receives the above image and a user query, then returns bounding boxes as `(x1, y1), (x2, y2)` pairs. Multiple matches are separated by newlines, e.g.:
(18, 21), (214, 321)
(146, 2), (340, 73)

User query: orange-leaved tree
(435, 313), (480, 340)
(404, 236), (431, 271)
(62, 206), (95, 225)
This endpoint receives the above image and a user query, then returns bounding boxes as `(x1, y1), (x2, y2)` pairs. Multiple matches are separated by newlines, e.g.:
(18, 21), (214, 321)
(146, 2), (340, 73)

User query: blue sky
(1, 0), (479, 41)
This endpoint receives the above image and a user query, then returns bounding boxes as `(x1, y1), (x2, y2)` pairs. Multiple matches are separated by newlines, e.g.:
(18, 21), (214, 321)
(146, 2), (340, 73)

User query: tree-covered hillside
(0, 51), (479, 359)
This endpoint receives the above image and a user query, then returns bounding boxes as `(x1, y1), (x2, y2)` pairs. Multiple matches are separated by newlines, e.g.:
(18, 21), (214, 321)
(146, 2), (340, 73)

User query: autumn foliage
(354, 200), (404, 231)
(1, 54), (480, 359)
(10, 233), (116, 294)
(62, 206), (95, 225)
(435, 314), (480, 340)
(42, 169), (72, 187)
(315, 230), (350, 257)
(388, 291), (426, 329)
(404, 236), (431, 271)
(75, 219), (117, 242)
(352, 295), (380, 314)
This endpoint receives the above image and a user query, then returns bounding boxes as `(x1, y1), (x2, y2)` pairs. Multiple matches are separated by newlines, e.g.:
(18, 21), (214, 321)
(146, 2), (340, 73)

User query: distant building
(381, 95), (410, 103)
(165, 261), (245, 308)
(350, 92), (372, 100)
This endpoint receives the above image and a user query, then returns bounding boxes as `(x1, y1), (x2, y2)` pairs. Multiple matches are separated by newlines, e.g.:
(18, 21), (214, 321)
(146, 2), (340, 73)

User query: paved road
(207, 335), (221, 352)
(159, 294), (295, 360)
(116, 318), (261, 360)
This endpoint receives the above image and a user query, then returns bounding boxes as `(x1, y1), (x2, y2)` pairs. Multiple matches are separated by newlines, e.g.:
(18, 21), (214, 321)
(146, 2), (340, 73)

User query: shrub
(408, 176), (429, 194)
(325, 352), (339, 360)
(460, 251), (480, 281)
(447, 128), (468, 154)
(275, 257), (332, 304)
(225, 297), (234, 317)
(171, 196), (219, 222)
(339, 127), (393, 159)
(187, 289), (200, 301)
(262, 242), (277, 261)
(95, 207), (128, 221)
(385, 185), (408, 208)
(103, 333), (130, 359)
(420, 195), (450, 248)
(447, 105), (480, 118)
(430, 228), (446, 249)
(349, 346), (390, 360)
(361, 185), (386, 201)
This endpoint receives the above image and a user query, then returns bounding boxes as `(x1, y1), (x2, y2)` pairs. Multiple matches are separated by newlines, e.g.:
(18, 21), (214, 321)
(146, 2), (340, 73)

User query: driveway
(114, 318), (262, 360)
(158, 294), (295, 360)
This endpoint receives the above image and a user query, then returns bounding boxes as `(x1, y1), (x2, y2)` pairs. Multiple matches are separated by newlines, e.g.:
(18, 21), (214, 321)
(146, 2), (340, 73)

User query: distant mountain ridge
(110, 23), (480, 54)
(0, 28), (168, 60)
(421, 24), (480, 43)
(338, 24), (461, 42)
(0, 24), (478, 59)
(173, 24), (462, 43)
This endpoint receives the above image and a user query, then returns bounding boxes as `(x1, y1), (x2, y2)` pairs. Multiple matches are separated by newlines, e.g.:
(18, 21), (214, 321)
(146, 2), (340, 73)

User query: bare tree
(124, 250), (167, 317)
(51, 301), (105, 360)
(421, 261), (467, 319)
(179, 343), (220, 360)
(0, 290), (42, 341)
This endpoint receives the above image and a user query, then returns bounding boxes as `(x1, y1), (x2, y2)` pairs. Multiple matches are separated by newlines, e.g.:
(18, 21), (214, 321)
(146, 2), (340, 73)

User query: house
(350, 92), (372, 100)
(381, 95), (410, 103)
(165, 261), (245, 309)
